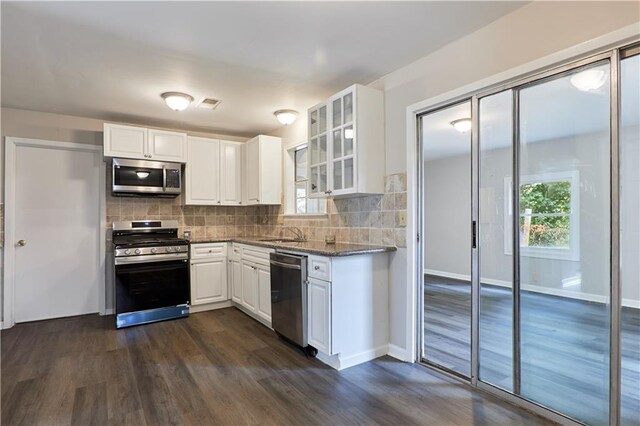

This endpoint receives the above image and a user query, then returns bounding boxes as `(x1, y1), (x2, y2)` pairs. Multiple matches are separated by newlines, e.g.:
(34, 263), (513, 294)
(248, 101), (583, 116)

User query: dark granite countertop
(188, 237), (396, 257)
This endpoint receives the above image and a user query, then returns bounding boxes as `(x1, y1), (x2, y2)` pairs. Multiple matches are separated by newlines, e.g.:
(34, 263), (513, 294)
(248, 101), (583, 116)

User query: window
(504, 171), (579, 260)
(288, 145), (326, 215)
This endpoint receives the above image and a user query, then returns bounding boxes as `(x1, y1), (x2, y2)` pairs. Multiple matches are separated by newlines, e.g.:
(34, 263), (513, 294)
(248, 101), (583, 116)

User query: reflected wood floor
(1, 307), (549, 426)
(424, 275), (640, 426)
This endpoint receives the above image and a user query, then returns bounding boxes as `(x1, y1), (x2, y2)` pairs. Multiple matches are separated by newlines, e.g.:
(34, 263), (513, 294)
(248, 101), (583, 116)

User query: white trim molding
(387, 343), (410, 362)
(3, 137), (105, 328)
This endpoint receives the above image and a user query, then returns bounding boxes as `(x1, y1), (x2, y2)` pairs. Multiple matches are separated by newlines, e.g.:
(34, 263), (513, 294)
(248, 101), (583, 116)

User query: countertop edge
(187, 238), (397, 257)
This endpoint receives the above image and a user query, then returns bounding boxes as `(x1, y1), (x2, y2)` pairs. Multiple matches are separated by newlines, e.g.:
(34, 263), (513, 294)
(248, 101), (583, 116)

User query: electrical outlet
(262, 216), (268, 224)
(398, 211), (407, 227)
(226, 215), (233, 224)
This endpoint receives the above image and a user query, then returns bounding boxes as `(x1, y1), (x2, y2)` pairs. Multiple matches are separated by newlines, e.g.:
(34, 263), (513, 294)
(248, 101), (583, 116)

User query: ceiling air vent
(196, 97), (222, 110)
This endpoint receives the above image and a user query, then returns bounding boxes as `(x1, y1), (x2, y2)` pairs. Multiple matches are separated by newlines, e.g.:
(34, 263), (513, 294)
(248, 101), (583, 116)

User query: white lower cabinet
(256, 266), (272, 323)
(228, 244), (274, 326)
(305, 253), (390, 371)
(190, 259), (227, 305)
(190, 242), (228, 307)
(230, 259), (242, 304)
(307, 277), (331, 354)
(241, 262), (258, 311)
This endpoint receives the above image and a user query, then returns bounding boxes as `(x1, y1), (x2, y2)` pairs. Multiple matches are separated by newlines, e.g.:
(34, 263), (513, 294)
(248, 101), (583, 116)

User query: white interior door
(9, 139), (102, 323)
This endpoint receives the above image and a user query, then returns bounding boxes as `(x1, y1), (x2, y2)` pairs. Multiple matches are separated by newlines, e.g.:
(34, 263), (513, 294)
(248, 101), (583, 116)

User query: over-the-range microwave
(112, 158), (181, 197)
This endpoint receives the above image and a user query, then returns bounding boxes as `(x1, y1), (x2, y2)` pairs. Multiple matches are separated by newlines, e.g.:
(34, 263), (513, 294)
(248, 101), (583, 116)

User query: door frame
(407, 26), (639, 426)
(3, 137), (106, 329)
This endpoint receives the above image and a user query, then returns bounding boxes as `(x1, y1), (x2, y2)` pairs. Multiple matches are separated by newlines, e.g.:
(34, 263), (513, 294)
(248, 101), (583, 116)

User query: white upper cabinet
(308, 84), (384, 198)
(103, 123), (187, 162)
(103, 124), (147, 159)
(244, 135), (282, 205)
(185, 137), (244, 206)
(219, 141), (243, 205)
(147, 129), (187, 162)
(185, 137), (220, 205)
(308, 103), (329, 198)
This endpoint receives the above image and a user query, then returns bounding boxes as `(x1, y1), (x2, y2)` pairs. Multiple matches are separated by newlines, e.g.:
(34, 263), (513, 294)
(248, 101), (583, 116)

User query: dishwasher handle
(270, 260), (302, 270)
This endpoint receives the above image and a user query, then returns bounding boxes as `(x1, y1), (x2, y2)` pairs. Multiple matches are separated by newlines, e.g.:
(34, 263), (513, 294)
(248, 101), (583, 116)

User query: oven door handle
(115, 253), (188, 265)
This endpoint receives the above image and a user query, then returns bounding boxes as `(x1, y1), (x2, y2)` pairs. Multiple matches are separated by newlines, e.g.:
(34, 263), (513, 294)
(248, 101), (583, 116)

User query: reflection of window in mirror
(504, 171), (579, 260)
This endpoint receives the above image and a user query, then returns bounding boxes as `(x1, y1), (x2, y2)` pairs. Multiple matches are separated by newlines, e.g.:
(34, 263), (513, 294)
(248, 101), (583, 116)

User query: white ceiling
(1, 1), (527, 138)
(423, 60), (640, 161)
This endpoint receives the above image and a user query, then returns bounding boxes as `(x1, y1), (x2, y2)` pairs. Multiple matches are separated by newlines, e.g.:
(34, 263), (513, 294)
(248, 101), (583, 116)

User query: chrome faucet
(284, 226), (306, 241)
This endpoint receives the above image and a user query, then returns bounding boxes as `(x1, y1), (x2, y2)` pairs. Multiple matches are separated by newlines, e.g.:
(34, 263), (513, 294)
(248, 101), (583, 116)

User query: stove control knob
(134, 248), (141, 255)
(124, 249), (131, 255)
(150, 247), (157, 254)
(166, 246), (173, 253)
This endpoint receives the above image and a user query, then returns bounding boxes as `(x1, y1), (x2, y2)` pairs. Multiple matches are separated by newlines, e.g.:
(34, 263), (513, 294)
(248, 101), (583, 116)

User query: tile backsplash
(106, 173), (407, 247)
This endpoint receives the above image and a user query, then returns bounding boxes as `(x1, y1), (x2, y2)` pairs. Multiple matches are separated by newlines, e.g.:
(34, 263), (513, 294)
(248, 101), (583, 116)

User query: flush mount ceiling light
(570, 69), (606, 92)
(274, 109), (299, 125)
(450, 118), (472, 133)
(161, 92), (194, 111)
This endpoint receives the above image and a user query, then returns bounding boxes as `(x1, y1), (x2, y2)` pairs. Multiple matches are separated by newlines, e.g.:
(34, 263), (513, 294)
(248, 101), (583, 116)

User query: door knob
(17, 239), (27, 247)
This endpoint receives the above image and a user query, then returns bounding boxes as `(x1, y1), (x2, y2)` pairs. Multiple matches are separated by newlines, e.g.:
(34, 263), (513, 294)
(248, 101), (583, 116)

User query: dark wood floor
(1, 307), (550, 426)
(424, 275), (640, 426)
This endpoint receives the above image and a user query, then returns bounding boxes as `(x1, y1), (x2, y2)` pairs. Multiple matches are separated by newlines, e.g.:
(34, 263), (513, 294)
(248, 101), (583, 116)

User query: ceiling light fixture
(161, 92), (194, 111)
(274, 109), (299, 125)
(450, 118), (472, 133)
(570, 69), (606, 92)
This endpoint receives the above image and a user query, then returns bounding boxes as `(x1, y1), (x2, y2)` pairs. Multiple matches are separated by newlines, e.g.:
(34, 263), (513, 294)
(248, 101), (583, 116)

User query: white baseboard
(317, 345), (389, 371)
(425, 269), (470, 282)
(101, 308), (115, 316)
(387, 343), (409, 362)
(190, 300), (233, 313)
(316, 351), (341, 370)
(425, 269), (640, 309)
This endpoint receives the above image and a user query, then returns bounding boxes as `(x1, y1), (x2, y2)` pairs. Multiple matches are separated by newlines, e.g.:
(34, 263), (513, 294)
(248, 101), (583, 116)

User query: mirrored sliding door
(421, 101), (472, 378)
(419, 42), (639, 426)
(620, 48), (640, 426)
(517, 62), (611, 425)
(478, 89), (514, 392)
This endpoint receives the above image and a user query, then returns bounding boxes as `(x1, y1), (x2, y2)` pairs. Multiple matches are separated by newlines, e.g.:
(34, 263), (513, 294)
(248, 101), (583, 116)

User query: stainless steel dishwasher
(270, 252), (317, 356)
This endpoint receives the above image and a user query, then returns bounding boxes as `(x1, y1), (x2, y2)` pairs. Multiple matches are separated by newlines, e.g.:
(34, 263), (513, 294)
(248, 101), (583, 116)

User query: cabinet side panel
(356, 87), (385, 194)
(259, 136), (282, 204)
(331, 253), (389, 355)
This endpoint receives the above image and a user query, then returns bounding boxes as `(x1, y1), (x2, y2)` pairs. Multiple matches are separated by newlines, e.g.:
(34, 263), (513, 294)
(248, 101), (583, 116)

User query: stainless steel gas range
(112, 220), (190, 328)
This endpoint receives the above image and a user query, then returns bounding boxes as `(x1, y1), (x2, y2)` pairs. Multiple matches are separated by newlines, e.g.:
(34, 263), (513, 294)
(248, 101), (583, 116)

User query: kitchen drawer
(308, 255), (331, 281)
(241, 245), (273, 266)
(190, 243), (227, 260)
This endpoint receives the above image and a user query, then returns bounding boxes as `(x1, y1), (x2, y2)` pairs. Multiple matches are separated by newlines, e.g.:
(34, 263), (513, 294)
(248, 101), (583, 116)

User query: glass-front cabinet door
(329, 89), (356, 196)
(308, 103), (328, 197)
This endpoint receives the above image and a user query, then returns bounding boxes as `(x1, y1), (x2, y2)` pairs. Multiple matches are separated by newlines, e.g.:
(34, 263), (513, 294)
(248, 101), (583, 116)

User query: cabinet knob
(314, 265), (320, 270)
